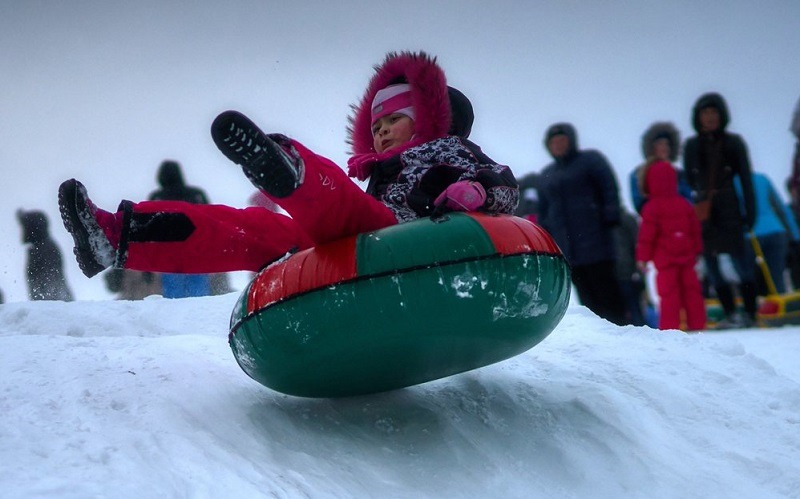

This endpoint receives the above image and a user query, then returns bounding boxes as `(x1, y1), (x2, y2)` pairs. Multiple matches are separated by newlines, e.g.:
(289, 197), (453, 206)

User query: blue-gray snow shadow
(244, 372), (649, 492)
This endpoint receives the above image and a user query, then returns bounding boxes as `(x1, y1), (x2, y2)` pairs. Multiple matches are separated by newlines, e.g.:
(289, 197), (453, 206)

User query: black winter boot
(714, 283), (736, 316)
(211, 110), (304, 198)
(740, 280), (759, 325)
(58, 179), (118, 278)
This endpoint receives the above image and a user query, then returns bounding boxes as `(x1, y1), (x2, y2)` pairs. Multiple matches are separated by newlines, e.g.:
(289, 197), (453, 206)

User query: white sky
(2, 0), (799, 302)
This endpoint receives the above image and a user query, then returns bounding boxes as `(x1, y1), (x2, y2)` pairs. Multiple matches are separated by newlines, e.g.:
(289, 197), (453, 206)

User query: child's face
(652, 138), (671, 161)
(372, 114), (415, 153)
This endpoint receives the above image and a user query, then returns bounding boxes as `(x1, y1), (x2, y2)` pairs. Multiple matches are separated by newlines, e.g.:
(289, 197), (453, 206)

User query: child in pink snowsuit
(636, 160), (706, 331)
(58, 52), (519, 278)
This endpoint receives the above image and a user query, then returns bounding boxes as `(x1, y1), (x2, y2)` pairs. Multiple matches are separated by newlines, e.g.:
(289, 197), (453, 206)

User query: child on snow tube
(58, 51), (519, 278)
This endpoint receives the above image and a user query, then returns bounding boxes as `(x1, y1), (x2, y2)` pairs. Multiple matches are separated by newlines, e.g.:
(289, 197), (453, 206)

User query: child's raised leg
(59, 179), (314, 276)
(212, 111), (397, 245)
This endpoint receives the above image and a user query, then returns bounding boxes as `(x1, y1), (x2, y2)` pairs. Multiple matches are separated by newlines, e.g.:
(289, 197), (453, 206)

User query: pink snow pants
(124, 140), (398, 273)
(656, 262), (707, 331)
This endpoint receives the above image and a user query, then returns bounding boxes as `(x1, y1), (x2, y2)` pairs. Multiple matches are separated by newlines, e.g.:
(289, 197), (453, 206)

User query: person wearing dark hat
(536, 123), (627, 325)
(149, 160), (210, 205)
(17, 209), (74, 301)
(147, 160), (215, 298)
(683, 92), (757, 329)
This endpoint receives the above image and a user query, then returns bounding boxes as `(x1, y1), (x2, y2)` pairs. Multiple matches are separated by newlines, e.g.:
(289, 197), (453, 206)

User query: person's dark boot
(58, 179), (120, 278)
(715, 282), (736, 316)
(740, 280), (759, 325)
(211, 110), (304, 198)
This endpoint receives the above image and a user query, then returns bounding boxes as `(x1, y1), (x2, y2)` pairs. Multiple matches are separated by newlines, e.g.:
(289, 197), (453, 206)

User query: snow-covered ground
(1, 294), (799, 498)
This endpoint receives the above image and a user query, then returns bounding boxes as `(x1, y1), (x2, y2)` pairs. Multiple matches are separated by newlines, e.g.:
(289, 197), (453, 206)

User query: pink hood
(347, 51), (450, 157)
(645, 161), (680, 199)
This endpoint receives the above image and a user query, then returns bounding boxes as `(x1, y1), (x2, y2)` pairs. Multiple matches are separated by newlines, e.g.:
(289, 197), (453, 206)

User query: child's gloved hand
(434, 181), (487, 212)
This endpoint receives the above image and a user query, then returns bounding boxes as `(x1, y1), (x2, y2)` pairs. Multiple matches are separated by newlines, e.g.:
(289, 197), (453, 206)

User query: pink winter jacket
(636, 161), (703, 268)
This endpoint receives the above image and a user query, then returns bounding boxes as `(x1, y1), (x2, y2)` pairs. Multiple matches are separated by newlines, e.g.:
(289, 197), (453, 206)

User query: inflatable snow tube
(229, 213), (570, 397)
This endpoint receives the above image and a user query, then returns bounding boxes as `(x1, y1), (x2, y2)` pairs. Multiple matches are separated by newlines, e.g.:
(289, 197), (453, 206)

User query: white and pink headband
(371, 84), (415, 125)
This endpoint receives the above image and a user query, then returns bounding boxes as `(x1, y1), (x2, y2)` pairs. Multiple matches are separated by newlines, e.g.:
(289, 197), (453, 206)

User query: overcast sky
(2, 0), (799, 302)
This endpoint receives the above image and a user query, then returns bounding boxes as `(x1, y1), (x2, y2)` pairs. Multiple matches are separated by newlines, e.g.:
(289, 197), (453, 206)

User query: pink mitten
(434, 181), (487, 211)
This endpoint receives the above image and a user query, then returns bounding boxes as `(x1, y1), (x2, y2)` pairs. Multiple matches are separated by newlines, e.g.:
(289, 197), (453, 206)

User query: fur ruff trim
(641, 122), (680, 161)
(347, 51), (450, 160)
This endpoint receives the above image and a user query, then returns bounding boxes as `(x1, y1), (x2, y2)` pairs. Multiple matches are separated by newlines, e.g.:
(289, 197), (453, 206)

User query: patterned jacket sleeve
(463, 139), (520, 214)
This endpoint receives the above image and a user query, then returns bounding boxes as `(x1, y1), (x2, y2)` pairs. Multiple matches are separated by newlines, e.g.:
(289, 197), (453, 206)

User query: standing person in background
(148, 160), (214, 298)
(786, 97), (800, 289)
(683, 92), (757, 328)
(615, 207), (646, 326)
(636, 161), (706, 331)
(537, 123), (627, 325)
(17, 209), (73, 301)
(629, 122), (693, 214)
(150, 160), (210, 205)
(735, 172), (800, 294)
(785, 96), (800, 201)
(103, 268), (162, 300)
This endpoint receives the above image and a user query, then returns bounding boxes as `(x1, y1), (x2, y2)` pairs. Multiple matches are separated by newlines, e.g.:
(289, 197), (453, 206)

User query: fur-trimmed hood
(692, 92), (730, 133)
(641, 122), (680, 161)
(348, 51), (450, 156)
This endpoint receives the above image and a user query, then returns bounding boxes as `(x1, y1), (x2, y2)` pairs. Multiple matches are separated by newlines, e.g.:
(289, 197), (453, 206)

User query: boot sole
(211, 110), (300, 198)
(58, 179), (114, 278)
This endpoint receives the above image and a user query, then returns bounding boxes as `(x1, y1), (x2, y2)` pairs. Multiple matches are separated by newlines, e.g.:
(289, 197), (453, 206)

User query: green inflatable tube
(229, 213), (570, 397)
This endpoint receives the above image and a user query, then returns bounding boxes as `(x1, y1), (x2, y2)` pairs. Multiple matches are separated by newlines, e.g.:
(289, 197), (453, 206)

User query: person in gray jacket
(17, 209), (73, 301)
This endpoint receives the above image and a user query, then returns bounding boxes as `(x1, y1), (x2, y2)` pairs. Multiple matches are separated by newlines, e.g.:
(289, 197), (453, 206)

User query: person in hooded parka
(17, 209), (74, 301)
(536, 123), (627, 326)
(147, 160), (216, 298)
(149, 160), (210, 204)
(683, 92), (757, 329)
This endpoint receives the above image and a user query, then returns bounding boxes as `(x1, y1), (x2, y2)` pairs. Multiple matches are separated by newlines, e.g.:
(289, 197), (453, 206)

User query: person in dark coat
(149, 160), (210, 204)
(537, 123), (626, 325)
(148, 160), (214, 298)
(785, 96), (800, 202)
(786, 97), (800, 289)
(17, 209), (73, 301)
(683, 92), (757, 328)
(615, 207), (646, 326)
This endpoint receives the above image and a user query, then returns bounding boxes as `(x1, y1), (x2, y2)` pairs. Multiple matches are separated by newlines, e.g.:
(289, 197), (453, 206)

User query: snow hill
(1, 294), (799, 498)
